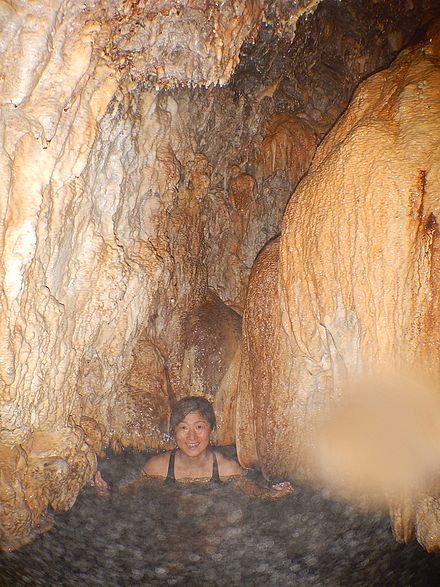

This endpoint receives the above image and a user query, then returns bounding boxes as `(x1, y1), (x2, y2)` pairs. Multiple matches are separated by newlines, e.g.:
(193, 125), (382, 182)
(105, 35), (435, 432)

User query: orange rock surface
(236, 22), (440, 547)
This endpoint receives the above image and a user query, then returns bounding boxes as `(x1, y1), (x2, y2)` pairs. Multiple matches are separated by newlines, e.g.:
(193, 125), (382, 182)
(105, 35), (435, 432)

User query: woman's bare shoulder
(215, 451), (244, 477)
(142, 452), (170, 478)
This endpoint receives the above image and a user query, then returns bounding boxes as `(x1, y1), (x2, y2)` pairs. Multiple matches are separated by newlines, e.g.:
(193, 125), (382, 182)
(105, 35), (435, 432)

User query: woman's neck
(176, 447), (211, 471)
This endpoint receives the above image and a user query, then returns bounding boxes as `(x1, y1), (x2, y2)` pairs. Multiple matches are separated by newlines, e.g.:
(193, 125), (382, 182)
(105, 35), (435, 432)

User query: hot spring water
(1, 449), (439, 586)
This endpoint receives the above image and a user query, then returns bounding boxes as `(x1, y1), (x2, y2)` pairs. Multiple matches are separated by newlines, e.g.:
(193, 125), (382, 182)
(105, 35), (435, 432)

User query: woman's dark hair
(170, 396), (216, 434)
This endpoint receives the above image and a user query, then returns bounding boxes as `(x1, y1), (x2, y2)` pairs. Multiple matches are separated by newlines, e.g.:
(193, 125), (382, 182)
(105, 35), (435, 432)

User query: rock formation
(236, 20), (440, 548)
(0, 0), (439, 551)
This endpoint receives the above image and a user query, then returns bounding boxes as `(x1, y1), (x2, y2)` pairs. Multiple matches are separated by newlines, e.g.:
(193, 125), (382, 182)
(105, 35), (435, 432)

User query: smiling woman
(143, 396), (245, 483)
(92, 396), (292, 497)
(109, 396), (292, 498)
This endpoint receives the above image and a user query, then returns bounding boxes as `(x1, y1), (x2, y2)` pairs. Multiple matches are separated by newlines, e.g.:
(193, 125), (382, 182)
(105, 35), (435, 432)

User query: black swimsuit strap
(210, 449), (221, 484)
(165, 448), (220, 484)
(165, 449), (176, 484)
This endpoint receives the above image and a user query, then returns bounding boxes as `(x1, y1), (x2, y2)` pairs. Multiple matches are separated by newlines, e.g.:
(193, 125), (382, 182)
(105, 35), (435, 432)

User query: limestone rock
(287, 21), (440, 461)
(100, 0), (264, 88)
(180, 290), (242, 444)
(109, 334), (172, 451)
(255, 113), (317, 185)
(228, 173), (256, 213)
(416, 496), (440, 552)
(237, 21), (440, 497)
(206, 162), (293, 310)
(0, 429), (95, 551)
(236, 238), (282, 473)
(0, 445), (32, 551)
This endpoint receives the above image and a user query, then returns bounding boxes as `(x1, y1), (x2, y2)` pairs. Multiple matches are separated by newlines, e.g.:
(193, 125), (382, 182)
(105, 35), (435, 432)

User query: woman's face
(175, 410), (211, 458)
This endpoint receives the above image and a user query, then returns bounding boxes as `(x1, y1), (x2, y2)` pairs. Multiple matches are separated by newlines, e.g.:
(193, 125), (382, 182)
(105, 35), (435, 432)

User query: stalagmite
(236, 238), (288, 474)
(236, 21), (440, 548)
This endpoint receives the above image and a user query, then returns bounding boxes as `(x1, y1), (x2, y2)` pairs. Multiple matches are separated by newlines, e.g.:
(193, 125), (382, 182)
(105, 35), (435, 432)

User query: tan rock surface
(236, 238), (281, 472)
(280, 22), (440, 413)
(180, 290), (242, 443)
(0, 430), (95, 551)
(100, 0), (264, 88)
(237, 22), (440, 545)
(255, 114), (317, 185)
(416, 496), (440, 552)
(109, 334), (172, 452)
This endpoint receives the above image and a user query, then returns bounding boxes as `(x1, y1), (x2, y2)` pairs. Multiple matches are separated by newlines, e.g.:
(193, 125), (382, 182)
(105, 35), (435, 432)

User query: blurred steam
(308, 375), (440, 516)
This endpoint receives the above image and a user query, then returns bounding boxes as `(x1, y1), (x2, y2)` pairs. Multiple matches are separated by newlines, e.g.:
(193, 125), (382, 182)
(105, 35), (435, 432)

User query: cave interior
(1, 0), (440, 554)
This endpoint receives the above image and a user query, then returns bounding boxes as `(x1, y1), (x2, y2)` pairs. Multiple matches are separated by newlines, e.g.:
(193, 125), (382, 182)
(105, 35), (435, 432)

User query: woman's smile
(175, 411), (211, 458)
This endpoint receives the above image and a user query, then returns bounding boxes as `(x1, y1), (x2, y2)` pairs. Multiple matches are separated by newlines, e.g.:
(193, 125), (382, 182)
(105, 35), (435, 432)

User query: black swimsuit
(164, 448), (221, 484)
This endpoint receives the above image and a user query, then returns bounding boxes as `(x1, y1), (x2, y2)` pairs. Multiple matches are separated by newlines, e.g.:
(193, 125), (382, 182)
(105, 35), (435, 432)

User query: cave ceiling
(92, 0), (321, 89)
(86, 0), (440, 138)
(29, 0), (436, 96)
(231, 0), (440, 133)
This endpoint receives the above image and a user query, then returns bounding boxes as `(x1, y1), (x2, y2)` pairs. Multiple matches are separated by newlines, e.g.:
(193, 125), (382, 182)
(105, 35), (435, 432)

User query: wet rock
(237, 19), (440, 548)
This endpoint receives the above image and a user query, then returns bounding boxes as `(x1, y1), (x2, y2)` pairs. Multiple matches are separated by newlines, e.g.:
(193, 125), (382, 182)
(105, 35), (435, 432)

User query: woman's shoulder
(143, 451), (171, 478)
(214, 450), (243, 477)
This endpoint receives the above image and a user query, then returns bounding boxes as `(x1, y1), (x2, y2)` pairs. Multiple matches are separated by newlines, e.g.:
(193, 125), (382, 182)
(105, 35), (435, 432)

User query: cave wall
(0, 0), (317, 550)
(236, 20), (440, 547)
(1, 0), (439, 550)
(0, 2), (137, 549)
(0, 0), (266, 549)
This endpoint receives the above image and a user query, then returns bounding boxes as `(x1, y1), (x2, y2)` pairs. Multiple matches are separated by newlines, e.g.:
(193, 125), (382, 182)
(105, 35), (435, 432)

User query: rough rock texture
(0, 0), (122, 551)
(236, 21), (440, 548)
(1, 0), (439, 551)
(180, 290), (242, 443)
(281, 24), (440, 405)
(234, 0), (440, 136)
(255, 114), (317, 185)
(0, 0), (325, 550)
(236, 238), (288, 476)
(108, 332), (172, 452)
(99, 0), (264, 88)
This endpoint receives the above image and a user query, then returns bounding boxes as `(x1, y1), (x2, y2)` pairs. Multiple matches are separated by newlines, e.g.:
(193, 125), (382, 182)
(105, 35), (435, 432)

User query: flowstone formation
(0, 0), (439, 551)
(0, 0), (323, 551)
(236, 23), (440, 549)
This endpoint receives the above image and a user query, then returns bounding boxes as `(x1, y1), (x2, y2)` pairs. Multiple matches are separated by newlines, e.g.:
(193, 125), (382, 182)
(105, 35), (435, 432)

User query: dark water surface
(1, 449), (440, 586)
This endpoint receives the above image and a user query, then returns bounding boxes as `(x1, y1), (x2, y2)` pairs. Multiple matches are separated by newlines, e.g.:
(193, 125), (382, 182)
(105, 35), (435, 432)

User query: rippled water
(1, 449), (440, 586)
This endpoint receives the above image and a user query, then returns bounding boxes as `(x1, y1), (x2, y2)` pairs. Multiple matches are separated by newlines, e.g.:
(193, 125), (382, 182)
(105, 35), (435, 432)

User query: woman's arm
(230, 476), (293, 500)
(120, 453), (170, 493)
(142, 453), (169, 477)
(90, 470), (109, 494)
(216, 452), (293, 499)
